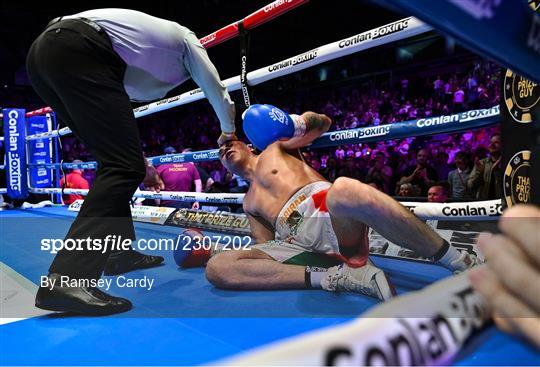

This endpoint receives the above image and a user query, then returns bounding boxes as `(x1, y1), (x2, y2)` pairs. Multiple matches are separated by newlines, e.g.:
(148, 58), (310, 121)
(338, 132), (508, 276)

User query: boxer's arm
(278, 112), (331, 150)
(246, 211), (275, 243)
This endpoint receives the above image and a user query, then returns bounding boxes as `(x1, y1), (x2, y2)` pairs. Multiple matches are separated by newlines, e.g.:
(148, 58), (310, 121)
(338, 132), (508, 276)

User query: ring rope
(200, 0), (309, 48)
(217, 272), (488, 366)
(28, 187), (244, 205)
(28, 105), (499, 170)
(1, 0), (308, 122)
(25, 16), (432, 141)
(27, 185), (502, 220)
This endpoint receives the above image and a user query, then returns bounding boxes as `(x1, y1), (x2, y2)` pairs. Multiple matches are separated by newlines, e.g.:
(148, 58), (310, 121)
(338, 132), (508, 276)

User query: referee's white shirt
(72, 8), (235, 133)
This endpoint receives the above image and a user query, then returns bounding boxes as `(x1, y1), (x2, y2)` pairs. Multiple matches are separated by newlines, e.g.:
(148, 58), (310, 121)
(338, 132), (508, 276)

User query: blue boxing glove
(242, 104), (306, 150)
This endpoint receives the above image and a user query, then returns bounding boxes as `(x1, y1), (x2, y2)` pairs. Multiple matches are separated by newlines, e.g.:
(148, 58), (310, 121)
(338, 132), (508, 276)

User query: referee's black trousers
(26, 20), (146, 280)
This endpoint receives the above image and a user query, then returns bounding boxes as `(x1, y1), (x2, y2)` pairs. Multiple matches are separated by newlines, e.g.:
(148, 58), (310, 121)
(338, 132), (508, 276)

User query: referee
(27, 9), (237, 315)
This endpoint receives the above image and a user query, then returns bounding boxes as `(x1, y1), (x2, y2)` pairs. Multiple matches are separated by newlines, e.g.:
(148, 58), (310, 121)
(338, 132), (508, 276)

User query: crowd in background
(2, 59), (503, 206)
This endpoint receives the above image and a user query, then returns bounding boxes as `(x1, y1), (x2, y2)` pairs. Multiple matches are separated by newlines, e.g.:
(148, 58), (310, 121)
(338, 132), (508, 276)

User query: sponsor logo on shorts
(504, 150), (532, 206)
(267, 49), (318, 73)
(449, 0), (502, 19)
(504, 69), (539, 123)
(279, 194), (307, 227)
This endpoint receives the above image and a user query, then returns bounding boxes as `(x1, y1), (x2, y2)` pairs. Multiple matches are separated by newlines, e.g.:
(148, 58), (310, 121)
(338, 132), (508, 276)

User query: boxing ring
(1, 1), (539, 366)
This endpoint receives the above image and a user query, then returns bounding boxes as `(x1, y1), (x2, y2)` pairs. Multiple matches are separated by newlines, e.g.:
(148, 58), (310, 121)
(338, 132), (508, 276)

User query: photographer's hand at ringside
(469, 204), (540, 349)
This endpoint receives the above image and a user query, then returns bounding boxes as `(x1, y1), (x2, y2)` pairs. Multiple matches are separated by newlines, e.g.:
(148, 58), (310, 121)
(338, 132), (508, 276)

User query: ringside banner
(311, 106), (500, 148)
(3, 108), (28, 199)
(27, 115), (53, 188)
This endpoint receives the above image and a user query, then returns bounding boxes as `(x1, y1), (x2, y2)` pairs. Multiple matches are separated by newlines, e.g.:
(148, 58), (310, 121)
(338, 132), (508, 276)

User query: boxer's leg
(326, 177), (476, 271)
(205, 245), (393, 300)
(205, 248), (306, 289)
(326, 177), (442, 257)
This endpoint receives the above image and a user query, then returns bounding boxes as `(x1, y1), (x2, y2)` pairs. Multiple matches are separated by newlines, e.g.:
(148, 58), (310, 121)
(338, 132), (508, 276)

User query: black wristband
(433, 239), (450, 261)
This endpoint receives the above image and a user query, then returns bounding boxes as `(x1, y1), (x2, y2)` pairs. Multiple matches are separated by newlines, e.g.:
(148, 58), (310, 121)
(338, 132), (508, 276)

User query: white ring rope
(217, 272), (488, 366)
(28, 185), (501, 220)
(25, 17), (432, 141)
(28, 187), (244, 205)
(400, 199), (502, 220)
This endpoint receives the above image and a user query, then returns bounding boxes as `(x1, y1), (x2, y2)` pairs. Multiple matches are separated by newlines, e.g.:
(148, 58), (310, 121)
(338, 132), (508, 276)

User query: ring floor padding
(0, 207), (539, 365)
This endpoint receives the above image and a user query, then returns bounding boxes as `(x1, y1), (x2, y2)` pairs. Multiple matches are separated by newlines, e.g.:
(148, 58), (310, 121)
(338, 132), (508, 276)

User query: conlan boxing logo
(329, 125), (390, 142)
(267, 49), (319, 73)
(338, 18), (411, 49)
(7, 110), (23, 192)
(324, 287), (485, 366)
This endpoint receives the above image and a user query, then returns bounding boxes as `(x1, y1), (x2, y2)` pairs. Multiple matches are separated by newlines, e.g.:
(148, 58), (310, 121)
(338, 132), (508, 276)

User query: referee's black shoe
(104, 249), (164, 276)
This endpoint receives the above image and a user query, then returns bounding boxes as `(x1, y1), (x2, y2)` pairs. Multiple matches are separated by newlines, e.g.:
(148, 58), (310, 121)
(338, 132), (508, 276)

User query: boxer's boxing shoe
(36, 273), (132, 315)
(321, 261), (396, 301)
(451, 250), (482, 273)
(104, 249), (164, 276)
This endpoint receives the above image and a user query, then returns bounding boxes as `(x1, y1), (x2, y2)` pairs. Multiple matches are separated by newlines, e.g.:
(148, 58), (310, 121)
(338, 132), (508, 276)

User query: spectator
(433, 75), (444, 97)
(156, 147), (202, 209)
(427, 182), (450, 203)
(183, 148), (214, 192)
(397, 183), (415, 197)
(60, 159), (89, 205)
(229, 174), (249, 193)
(433, 150), (451, 181)
(321, 158), (338, 182)
(367, 180), (384, 192)
(398, 148), (438, 196)
(335, 146), (345, 160)
(468, 133), (502, 200)
(365, 152), (393, 194)
(337, 158), (363, 180)
(453, 86), (466, 112)
(448, 151), (473, 199)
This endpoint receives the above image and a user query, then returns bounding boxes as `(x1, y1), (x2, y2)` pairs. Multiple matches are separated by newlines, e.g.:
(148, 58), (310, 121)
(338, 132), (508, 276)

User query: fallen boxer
(177, 105), (479, 301)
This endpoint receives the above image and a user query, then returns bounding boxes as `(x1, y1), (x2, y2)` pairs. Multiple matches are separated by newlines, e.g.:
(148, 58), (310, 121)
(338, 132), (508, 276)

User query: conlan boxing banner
(27, 114), (53, 188)
(2, 108), (28, 199)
